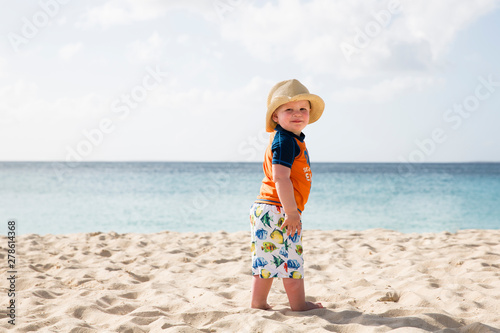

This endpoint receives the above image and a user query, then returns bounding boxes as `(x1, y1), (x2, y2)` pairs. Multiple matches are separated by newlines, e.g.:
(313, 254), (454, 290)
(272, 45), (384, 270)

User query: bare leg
(250, 275), (273, 310)
(282, 278), (323, 311)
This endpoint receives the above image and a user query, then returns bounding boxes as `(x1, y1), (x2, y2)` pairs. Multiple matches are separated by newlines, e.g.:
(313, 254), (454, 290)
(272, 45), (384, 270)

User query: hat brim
(266, 94), (325, 132)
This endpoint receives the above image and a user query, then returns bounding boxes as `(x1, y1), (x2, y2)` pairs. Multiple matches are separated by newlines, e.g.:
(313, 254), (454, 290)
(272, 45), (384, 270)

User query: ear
(272, 111), (279, 123)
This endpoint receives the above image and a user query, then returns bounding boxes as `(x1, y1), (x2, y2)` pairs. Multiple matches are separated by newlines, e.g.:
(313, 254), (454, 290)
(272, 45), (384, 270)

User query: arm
(273, 164), (301, 236)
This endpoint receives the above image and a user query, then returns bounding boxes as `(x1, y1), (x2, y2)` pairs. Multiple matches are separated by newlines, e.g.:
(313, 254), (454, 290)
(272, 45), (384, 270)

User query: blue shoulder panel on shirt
(271, 131), (300, 168)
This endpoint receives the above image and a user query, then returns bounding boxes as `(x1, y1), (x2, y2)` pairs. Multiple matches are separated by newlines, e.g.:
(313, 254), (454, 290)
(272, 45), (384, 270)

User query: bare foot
(251, 302), (273, 310)
(305, 301), (323, 310)
(292, 301), (323, 311)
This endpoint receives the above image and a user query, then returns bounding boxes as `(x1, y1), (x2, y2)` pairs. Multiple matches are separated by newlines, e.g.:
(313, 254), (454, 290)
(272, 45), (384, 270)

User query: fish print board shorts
(250, 203), (304, 279)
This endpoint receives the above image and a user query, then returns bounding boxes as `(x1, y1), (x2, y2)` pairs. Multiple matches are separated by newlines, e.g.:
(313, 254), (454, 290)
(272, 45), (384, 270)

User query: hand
(281, 212), (301, 237)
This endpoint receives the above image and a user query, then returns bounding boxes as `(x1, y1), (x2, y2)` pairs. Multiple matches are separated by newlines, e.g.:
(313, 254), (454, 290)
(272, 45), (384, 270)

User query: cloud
(56, 16), (67, 26)
(77, 0), (160, 29)
(59, 42), (83, 61)
(0, 79), (118, 160)
(146, 75), (271, 117)
(0, 80), (108, 124)
(0, 74), (274, 161)
(127, 31), (165, 63)
(0, 80), (39, 125)
(140, 75), (275, 160)
(219, 0), (499, 78)
(393, 1), (498, 60)
(332, 76), (444, 103)
(77, 0), (214, 29)
(0, 56), (6, 78)
(176, 34), (191, 46)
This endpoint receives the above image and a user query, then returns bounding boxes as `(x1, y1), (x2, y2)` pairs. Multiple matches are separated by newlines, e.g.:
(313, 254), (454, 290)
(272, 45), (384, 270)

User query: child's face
(272, 100), (310, 136)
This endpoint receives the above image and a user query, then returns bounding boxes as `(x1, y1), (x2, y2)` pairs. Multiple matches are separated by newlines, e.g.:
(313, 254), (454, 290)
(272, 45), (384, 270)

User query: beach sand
(1, 229), (499, 332)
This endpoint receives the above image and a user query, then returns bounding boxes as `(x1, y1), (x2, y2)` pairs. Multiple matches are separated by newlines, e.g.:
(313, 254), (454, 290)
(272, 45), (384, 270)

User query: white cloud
(0, 80), (117, 160)
(0, 57), (6, 78)
(0, 80), (109, 124)
(176, 34), (191, 46)
(0, 75), (274, 161)
(395, 1), (497, 60)
(332, 76), (444, 103)
(59, 42), (83, 61)
(77, 0), (214, 29)
(0, 80), (39, 124)
(78, 0), (155, 29)
(138, 76), (275, 161)
(147, 75), (271, 116)
(2, 1), (498, 162)
(56, 16), (67, 26)
(127, 31), (165, 63)
(219, 0), (499, 78)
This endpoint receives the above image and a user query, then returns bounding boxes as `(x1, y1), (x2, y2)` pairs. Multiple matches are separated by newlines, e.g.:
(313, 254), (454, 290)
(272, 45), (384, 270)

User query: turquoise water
(1, 162), (499, 235)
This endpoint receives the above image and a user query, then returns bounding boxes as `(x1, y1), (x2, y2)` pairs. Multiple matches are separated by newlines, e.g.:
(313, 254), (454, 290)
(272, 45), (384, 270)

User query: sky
(1, 0), (499, 163)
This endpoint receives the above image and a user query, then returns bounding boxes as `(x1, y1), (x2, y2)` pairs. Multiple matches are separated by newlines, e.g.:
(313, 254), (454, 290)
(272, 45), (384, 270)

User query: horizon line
(1, 160), (499, 164)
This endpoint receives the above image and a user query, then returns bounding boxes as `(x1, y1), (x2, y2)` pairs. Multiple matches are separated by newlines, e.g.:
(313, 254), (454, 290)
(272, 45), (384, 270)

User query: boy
(250, 79), (324, 311)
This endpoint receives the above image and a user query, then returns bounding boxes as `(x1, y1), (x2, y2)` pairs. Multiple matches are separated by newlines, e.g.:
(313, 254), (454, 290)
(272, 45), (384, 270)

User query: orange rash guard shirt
(255, 125), (312, 213)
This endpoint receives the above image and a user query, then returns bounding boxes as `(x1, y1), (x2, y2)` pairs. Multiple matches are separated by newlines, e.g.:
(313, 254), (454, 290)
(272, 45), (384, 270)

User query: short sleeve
(271, 132), (300, 168)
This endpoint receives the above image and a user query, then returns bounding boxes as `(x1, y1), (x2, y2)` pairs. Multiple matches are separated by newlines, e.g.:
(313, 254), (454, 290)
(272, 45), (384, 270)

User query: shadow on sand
(278, 307), (500, 332)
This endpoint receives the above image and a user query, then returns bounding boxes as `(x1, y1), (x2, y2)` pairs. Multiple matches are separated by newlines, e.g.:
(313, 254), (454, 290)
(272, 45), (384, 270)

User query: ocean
(1, 162), (499, 235)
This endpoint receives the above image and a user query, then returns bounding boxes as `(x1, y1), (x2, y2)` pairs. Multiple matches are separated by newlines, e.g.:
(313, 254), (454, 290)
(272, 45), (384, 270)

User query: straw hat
(266, 79), (325, 132)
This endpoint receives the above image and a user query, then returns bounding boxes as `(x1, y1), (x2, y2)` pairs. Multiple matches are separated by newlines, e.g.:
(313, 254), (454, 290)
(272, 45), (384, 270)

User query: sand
(1, 229), (499, 332)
